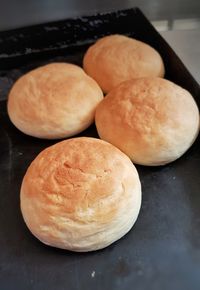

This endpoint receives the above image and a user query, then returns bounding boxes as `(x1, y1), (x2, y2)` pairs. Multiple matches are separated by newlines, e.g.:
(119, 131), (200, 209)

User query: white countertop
(161, 29), (200, 84)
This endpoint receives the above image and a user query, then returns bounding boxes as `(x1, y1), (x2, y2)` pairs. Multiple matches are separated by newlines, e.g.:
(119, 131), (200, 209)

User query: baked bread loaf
(7, 63), (103, 139)
(20, 137), (141, 252)
(95, 78), (199, 166)
(83, 34), (165, 93)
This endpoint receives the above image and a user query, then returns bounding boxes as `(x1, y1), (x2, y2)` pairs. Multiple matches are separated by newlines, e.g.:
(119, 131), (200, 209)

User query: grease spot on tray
(91, 270), (95, 278)
(115, 258), (131, 277)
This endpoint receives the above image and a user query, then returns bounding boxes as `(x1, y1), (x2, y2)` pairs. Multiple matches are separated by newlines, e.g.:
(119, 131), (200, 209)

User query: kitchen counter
(161, 29), (200, 83)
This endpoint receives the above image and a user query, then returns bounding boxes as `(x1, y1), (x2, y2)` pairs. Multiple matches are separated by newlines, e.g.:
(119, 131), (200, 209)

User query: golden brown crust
(7, 63), (103, 139)
(95, 78), (200, 165)
(83, 34), (165, 93)
(20, 137), (141, 251)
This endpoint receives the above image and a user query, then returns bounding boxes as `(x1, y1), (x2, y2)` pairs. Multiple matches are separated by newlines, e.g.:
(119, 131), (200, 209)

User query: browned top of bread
(95, 78), (199, 165)
(22, 137), (136, 218)
(7, 63), (103, 139)
(83, 34), (165, 93)
(20, 137), (141, 251)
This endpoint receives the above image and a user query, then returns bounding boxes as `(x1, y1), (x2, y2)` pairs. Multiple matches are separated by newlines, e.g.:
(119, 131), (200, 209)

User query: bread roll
(7, 63), (103, 139)
(95, 78), (199, 166)
(83, 34), (165, 93)
(20, 137), (141, 252)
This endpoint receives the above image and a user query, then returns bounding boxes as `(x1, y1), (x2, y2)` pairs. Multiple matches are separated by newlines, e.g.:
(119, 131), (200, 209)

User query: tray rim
(0, 7), (199, 97)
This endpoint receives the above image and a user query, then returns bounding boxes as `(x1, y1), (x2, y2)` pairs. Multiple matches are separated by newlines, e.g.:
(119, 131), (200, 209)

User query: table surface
(161, 30), (200, 84)
(0, 0), (200, 31)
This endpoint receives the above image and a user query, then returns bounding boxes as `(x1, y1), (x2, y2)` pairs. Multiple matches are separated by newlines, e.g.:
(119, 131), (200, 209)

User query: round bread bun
(20, 137), (141, 252)
(83, 34), (165, 93)
(95, 78), (200, 166)
(7, 63), (103, 139)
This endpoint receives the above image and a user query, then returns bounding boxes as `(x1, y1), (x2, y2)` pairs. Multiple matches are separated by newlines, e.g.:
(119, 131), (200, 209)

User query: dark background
(0, 0), (200, 31)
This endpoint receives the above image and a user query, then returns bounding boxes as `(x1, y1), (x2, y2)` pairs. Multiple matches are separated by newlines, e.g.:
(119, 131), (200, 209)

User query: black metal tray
(0, 8), (200, 290)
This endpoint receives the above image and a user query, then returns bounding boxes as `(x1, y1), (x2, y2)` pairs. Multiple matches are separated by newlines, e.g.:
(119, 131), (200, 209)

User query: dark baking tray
(0, 8), (200, 290)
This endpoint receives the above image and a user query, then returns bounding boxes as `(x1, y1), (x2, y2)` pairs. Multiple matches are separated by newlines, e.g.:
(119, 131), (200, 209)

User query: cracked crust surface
(20, 137), (141, 251)
(95, 78), (200, 165)
(83, 34), (165, 93)
(7, 63), (103, 139)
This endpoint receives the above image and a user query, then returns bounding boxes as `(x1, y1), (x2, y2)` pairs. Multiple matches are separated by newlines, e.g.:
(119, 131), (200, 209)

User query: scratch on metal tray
(75, 260), (81, 290)
(3, 129), (13, 183)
